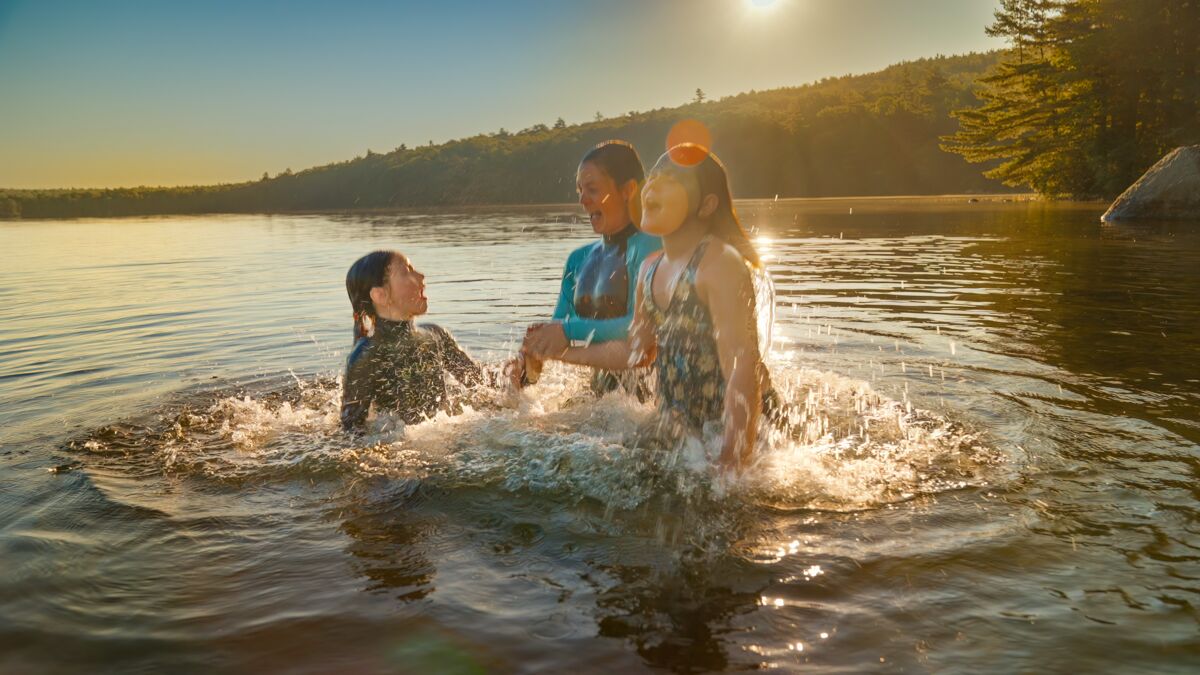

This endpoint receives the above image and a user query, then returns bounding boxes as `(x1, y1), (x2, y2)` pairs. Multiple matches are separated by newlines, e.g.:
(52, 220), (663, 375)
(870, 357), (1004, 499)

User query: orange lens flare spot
(666, 119), (712, 167)
(667, 143), (710, 167)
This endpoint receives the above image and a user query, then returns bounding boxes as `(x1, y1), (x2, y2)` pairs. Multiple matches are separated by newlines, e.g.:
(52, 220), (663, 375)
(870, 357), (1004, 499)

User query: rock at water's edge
(1102, 146), (1200, 222)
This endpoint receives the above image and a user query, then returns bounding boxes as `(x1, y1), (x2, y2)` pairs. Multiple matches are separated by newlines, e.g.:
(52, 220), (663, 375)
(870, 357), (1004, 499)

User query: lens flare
(666, 119), (712, 167)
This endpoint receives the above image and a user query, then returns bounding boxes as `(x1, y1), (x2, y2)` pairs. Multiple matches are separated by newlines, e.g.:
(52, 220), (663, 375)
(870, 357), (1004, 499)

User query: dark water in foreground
(1, 199), (1197, 673)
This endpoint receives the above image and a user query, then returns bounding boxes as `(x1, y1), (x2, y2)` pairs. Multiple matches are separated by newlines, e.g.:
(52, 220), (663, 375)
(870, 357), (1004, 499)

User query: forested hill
(2, 51), (1015, 219)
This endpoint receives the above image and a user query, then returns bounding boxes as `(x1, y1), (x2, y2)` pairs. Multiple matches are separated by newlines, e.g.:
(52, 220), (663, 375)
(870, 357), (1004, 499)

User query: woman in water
(340, 250), (486, 432)
(520, 140), (662, 393)
(536, 145), (772, 473)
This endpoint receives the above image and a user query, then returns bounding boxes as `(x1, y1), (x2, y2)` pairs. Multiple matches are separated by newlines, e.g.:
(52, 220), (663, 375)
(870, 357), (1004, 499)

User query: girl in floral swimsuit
(538, 145), (774, 474)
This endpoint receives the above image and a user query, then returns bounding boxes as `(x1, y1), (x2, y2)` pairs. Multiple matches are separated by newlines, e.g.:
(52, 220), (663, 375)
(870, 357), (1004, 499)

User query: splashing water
(750, 367), (1000, 510)
(70, 357), (1003, 521)
(754, 267), (776, 356)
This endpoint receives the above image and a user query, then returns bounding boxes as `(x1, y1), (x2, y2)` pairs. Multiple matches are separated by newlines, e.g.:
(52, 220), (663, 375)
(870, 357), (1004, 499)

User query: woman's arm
(550, 246), (584, 320)
(699, 245), (765, 473)
(525, 245), (606, 356)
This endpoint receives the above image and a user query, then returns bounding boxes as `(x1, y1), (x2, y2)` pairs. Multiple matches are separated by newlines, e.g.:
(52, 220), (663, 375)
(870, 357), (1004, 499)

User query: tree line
(3, 52), (1016, 219)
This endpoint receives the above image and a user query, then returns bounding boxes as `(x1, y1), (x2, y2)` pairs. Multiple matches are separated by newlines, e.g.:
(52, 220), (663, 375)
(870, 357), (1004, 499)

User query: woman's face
(577, 161), (633, 236)
(640, 164), (697, 237)
(374, 254), (427, 319)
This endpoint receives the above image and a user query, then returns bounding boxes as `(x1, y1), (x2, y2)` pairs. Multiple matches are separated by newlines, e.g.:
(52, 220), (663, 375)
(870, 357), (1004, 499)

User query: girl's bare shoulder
(698, 240), (752, 283)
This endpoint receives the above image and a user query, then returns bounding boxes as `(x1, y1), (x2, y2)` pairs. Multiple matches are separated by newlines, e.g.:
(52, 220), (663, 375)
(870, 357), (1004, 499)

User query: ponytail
(352, 308), (376, 341)
(345, 250), (398, 341)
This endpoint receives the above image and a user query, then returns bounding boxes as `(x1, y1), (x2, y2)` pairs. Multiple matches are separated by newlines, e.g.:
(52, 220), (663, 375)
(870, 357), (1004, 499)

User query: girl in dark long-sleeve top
(340, 250), (486, 432)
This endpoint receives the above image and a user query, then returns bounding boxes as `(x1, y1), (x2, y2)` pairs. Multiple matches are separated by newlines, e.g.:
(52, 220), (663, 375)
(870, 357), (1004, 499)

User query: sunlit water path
(1, 200), (1197, 672)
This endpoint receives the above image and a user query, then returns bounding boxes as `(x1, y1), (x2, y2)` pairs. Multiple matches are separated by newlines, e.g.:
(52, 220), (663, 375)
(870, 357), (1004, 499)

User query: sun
(747, 0), (780, 9)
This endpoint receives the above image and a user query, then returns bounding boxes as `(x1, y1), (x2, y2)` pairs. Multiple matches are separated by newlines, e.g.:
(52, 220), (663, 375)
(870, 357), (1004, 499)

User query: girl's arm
(699, 245), (765, 473)
(555, 258), (658, 371)
(424, 324), (484, 386)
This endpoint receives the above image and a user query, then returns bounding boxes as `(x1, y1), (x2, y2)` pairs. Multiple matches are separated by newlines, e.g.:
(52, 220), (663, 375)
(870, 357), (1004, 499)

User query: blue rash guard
(553, 224), (662, 344)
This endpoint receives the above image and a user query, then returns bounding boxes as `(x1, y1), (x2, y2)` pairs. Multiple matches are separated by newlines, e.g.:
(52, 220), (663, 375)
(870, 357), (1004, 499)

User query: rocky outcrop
(1102, 146), (1200, 222)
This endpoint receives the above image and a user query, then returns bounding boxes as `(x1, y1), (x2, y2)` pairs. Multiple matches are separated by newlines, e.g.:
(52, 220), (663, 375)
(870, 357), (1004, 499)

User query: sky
(0, 0), (1005, 189)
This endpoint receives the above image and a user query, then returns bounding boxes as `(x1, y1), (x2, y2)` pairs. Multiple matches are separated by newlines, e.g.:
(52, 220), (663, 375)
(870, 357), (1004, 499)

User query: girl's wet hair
(580, 140), (645, 189)
(346, 250), (399, 340)
(663, 145), (762, 268)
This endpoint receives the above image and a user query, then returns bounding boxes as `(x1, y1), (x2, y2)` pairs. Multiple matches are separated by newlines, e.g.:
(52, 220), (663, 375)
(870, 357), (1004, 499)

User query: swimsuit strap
(682, 236), (713, 284)
(644, 238), (712, 311)
(644, 250), (666, 288)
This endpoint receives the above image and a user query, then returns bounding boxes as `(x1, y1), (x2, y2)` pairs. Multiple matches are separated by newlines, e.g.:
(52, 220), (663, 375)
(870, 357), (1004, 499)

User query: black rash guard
(340, 317), (483, 431)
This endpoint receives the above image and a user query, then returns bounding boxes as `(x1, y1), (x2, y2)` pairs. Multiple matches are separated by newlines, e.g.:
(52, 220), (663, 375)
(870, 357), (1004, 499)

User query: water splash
(749, 367), (1000, 511)
(69, 359), (1003, 515)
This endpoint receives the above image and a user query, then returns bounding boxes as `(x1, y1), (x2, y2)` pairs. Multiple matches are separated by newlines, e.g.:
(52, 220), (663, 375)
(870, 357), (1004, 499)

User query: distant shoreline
(0, 194), (1111, 223)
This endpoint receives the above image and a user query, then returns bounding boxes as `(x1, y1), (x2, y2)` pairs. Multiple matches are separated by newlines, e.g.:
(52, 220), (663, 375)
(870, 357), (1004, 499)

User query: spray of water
(71, 356), (1002, 517)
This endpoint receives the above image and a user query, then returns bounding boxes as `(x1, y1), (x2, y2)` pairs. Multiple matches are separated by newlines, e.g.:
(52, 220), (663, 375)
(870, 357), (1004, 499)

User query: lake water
(1, 200), (1197, 673)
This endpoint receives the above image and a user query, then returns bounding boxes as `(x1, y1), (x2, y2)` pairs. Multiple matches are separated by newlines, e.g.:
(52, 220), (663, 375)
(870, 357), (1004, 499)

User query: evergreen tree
(943, 0), (1200, 198)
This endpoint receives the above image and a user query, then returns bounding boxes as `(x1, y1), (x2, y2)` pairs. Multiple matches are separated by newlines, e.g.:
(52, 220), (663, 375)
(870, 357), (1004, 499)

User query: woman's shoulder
(629, 230), (662, 254)
(566, 240), (599, 265)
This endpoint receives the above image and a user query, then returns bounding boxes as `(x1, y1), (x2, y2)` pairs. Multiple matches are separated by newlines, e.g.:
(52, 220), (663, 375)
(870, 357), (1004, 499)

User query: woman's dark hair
(580, 140), (645, 189)
(346, 250), (399, 340)
(668, 145), (762, 269)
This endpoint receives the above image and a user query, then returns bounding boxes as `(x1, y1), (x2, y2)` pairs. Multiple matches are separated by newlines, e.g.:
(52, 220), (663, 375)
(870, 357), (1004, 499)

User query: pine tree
(940, 0), (1080, 195)
(944, 0), (1200, 198)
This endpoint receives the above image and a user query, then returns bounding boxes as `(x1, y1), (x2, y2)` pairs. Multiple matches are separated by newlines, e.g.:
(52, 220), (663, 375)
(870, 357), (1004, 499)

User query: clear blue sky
(0, 0), (1004, 189)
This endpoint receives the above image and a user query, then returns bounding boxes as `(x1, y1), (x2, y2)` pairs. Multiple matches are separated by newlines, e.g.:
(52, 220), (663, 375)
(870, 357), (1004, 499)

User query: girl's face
(640, 164), (698, 237)
(577, 161), (635, 236)
(372, 254), (427, 320)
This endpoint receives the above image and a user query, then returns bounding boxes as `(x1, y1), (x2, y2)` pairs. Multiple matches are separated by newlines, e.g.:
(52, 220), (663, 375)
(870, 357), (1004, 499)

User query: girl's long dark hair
(346, 250), (398, 340)
(673, 145), (762, 268)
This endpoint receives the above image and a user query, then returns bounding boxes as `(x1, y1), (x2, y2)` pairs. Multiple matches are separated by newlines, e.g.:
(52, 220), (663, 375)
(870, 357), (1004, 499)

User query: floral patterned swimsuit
(641, 237), (780, 435)
(641, 238), (727, 431)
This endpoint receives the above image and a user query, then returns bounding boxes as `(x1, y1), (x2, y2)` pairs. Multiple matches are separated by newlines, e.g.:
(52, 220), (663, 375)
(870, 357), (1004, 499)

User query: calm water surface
(1, 200), (1197, 673)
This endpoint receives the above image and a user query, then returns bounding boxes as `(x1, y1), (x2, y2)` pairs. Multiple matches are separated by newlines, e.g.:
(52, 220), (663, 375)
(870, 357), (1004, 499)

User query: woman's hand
(523, 322), (569, 359)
